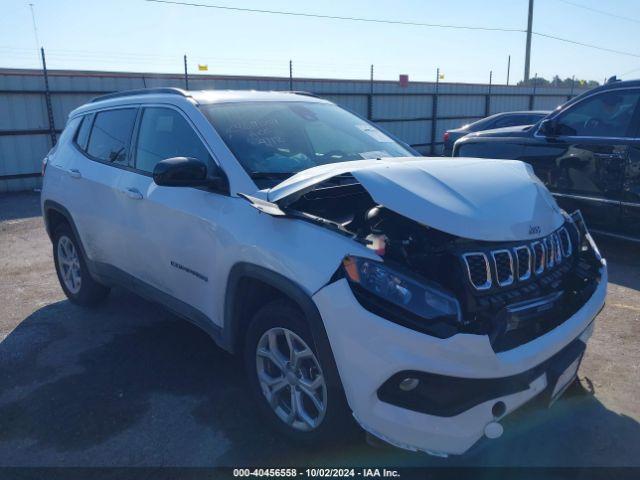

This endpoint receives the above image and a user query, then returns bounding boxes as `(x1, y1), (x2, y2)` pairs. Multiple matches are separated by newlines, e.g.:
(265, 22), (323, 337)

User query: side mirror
(538, 118), (558, 137)
(153, 157), (226, 189)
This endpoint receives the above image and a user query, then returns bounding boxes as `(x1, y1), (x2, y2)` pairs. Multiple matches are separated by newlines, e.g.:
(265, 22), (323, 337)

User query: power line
(0, 46), (452, 79)
(144, 0), (640, 60)
(532, 31), (640, 59)
(554, 0), (640, 24)
(621, 66), (640, 76)
(28, 4), (40, 49)
(143, 0), (524, 32)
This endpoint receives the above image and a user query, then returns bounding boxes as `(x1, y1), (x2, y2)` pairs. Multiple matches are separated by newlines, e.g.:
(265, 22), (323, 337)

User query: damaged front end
(241, 159), (605, 350)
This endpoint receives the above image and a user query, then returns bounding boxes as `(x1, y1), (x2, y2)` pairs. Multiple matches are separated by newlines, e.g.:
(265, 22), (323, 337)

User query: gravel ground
(0, 191), (638, 468)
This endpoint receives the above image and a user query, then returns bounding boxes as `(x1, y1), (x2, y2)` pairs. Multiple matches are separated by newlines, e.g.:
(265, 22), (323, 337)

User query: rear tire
(53, 223), (110, 306)
(244, 299), (357, 444)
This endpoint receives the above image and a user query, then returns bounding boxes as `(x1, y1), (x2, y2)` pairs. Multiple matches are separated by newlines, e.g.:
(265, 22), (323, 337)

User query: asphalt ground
(0, 191), (639, 468)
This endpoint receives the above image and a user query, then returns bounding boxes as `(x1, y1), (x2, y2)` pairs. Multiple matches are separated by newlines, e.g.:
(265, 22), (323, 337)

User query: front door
(118, 105), (226, 324)
(523, 88), (640, 235)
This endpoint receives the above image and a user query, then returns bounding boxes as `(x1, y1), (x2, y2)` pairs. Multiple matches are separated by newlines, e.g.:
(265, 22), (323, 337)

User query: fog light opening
(492, 401), (506, 418)
(398, 377), (420, 392)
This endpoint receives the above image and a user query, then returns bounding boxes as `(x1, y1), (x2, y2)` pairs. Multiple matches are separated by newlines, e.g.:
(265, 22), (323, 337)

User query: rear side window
(493, 115), (524, 128)
(134, 107), (213, 173)
(525, 114), (546, 124)
(74, 114), (93, 150)
(86, 108), (137, 164)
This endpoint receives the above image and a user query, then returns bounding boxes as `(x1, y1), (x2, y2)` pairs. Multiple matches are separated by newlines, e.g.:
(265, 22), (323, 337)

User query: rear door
(66, 107), (138, 272)
(523, 88), (640, 234)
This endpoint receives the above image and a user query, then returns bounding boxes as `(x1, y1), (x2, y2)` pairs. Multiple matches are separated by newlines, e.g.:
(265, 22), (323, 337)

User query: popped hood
(267, 157), (565, 242)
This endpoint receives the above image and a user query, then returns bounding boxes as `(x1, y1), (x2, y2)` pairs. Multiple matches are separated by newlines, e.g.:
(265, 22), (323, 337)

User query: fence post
(529, 73), (537, 110)
(430, 68), (440, 155)
(506, 55), (511, 86)
(485, 70), (492, 117)
(367, 64), (374, 120)
(289, 60), (293, 91)
(183, 54), (189, 90)
(40, 47), (56, 146)
(569, 75), (575, 100)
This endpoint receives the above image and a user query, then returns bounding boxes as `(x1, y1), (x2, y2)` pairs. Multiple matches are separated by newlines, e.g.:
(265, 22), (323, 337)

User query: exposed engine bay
(288, 178), (457, 277)
(284, 176), (603, 352)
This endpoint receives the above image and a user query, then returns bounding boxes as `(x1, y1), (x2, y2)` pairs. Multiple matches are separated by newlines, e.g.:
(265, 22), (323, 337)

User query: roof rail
(90, 87), (190, 104)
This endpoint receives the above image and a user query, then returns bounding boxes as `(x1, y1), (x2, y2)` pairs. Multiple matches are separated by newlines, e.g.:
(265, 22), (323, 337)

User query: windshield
(201, 101), (414, 184)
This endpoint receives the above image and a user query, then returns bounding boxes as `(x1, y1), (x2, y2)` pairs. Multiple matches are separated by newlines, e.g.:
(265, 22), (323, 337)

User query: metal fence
(0, 67), (590, 192)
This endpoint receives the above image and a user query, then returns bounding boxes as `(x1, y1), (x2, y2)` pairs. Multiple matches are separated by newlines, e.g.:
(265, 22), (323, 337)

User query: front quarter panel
(208, 198), (379, 327)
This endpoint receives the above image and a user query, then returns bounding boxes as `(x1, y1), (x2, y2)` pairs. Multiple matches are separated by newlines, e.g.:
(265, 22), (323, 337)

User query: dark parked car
(442, 111), (550, 156)
(453, 79), (640, 241)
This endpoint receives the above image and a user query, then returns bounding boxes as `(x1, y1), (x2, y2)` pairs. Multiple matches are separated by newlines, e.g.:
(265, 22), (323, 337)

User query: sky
(1, 0), (639, 85)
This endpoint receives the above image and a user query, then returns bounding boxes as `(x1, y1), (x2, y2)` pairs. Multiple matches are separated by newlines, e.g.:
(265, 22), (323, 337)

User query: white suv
(41, 88), (607, 456)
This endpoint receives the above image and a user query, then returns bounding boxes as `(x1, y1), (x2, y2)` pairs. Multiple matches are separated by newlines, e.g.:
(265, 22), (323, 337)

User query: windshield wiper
(249, 172), (295, 180)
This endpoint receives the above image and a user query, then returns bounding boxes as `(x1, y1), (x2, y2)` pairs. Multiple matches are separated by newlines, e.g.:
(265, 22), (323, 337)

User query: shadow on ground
(0, 287), (639, 467)
(594, 236), (640, 291)
(0, 192), (41, 222)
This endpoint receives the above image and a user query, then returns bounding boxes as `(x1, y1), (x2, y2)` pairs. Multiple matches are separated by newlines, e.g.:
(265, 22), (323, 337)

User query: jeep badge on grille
(529, 225), (541, 235)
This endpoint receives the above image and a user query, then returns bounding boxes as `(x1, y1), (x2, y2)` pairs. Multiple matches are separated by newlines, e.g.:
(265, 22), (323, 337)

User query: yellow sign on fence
(198, 64), (208, 71)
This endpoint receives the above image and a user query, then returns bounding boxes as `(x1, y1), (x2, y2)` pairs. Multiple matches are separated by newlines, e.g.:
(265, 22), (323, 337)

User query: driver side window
(555, 90), (640, 138)
(134, 107), (213, 173)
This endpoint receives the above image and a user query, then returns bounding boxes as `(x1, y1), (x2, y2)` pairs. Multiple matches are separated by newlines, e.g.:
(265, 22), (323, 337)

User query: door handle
(67, 168), (82, 179)
(124, 187), (143, 200)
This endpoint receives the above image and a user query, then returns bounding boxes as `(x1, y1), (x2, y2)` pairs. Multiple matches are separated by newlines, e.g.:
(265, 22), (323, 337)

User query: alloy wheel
(256, 327), (327, 431)
(57, 235), (82, 294)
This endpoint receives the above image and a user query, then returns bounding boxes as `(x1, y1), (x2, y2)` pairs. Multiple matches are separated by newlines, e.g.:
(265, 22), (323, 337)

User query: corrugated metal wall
(0, 68), (589, 192)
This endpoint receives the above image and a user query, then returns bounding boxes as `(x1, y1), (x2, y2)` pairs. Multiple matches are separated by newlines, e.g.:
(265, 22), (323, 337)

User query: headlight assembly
(342, 256), (461, 331)
(570, 210), (603, 262)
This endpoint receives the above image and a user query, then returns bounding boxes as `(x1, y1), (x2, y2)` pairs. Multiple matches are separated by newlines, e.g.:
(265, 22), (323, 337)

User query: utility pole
(524, 0), (534, 82)
(506, 55), (511, 85)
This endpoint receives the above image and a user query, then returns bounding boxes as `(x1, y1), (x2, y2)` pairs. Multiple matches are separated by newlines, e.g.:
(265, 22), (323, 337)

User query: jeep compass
(41, 88), (607, 456)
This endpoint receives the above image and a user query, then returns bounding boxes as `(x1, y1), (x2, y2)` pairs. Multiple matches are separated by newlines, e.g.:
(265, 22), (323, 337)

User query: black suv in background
(442, 110), (549, 156)
(453, 79), (640, 241)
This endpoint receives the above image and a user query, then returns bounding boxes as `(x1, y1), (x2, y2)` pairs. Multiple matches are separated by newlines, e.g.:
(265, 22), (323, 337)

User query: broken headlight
(342, 256), (461, 325)
(570, 210), (603, 262)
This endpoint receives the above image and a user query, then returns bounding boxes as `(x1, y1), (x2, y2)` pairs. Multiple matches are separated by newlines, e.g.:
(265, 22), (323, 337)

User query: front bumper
(312, 264), (607, 456)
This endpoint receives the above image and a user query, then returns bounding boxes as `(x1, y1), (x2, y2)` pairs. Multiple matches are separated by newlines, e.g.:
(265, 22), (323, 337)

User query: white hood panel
(267, 157), (564, 242)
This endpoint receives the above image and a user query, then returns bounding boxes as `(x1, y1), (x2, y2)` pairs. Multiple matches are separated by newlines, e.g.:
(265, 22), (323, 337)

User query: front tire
(53, 223), (110, 306)
(244, 299), (356, 444)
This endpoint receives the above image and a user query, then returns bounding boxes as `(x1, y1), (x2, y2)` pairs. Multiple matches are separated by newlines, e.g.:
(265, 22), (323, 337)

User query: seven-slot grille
(462, 252), (491, 290)
(462, 227), (573, 291)
(492, 250), (514, 286)
(514, 246), (531, 281)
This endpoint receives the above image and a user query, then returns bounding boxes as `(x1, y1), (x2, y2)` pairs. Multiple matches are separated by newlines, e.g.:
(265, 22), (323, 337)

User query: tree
(517, 76), (600, 87)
